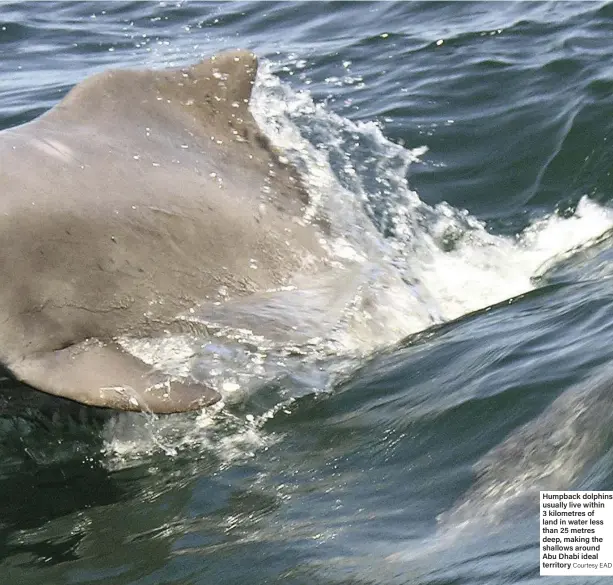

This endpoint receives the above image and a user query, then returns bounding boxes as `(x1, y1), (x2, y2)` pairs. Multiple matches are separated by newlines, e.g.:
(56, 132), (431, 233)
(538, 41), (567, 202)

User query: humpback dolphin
(0, 50), (329, 413)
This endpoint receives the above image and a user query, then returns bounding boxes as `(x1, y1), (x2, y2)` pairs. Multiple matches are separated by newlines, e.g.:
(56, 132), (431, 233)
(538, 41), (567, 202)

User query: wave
(101, 61), (613, 464)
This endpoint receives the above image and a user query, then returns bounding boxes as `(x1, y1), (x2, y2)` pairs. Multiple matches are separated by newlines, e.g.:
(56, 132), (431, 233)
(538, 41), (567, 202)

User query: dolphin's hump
(52, 49), (257, 127)
(46, 49), (310, 209)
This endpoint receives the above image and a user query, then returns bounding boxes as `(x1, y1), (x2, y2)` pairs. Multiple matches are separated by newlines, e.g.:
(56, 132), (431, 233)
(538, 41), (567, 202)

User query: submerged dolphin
(0, 50), (329, 413)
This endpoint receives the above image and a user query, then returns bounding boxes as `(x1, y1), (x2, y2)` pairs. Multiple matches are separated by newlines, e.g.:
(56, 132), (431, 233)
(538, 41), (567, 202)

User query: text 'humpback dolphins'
(0, 50), (329, 413)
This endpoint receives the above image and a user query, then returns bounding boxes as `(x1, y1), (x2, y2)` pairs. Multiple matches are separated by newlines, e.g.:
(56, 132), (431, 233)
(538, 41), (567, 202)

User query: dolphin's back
(0, 51), (328, 413)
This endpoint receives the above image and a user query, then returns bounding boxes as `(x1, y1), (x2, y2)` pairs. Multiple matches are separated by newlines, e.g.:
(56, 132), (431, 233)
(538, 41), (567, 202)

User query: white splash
(251, 62), (613, 325)
(102, 400), (284, 470)
(103, 60), (613, 464)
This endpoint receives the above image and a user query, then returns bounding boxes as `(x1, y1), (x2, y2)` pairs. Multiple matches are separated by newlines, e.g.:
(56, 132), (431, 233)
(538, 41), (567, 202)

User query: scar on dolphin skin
(0, 50), (329, 413)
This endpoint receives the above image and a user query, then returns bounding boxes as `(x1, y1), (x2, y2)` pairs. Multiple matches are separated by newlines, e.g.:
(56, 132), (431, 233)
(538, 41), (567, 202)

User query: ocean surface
(2, 1), (613, 583)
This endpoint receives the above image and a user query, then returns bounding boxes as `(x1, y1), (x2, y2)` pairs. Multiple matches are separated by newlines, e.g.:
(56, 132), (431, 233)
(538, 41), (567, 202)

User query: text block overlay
(541, 491), (613, 575)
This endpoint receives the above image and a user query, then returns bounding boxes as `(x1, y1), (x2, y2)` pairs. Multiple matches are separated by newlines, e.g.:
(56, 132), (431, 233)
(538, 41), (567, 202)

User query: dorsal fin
(41, 50), (313, 211)
(48, 49), (258, 127)
(161, 49), (258, 120)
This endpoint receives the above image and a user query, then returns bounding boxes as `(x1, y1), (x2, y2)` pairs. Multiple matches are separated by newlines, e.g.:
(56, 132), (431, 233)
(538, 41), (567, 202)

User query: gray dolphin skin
(0, 50), (328, 413)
